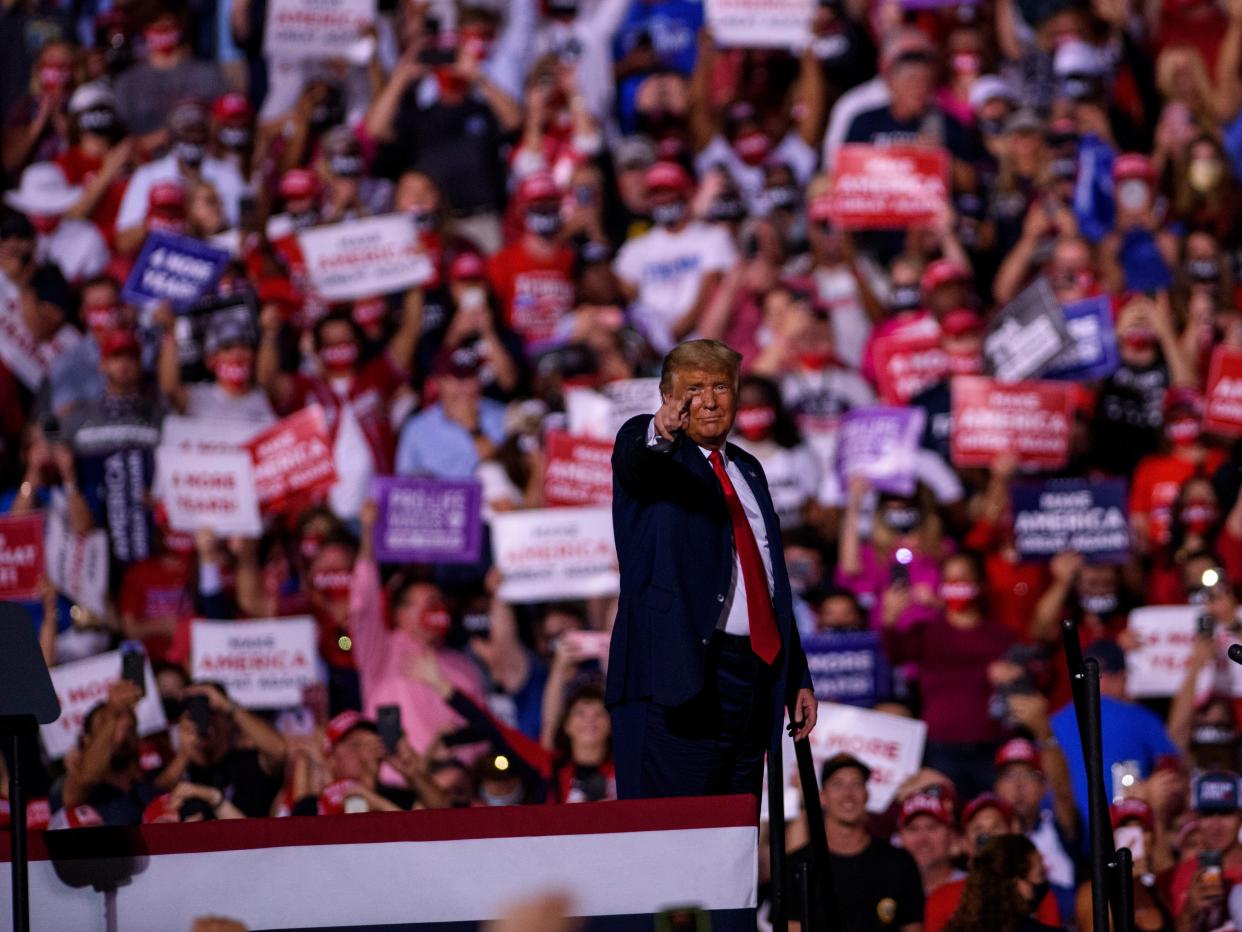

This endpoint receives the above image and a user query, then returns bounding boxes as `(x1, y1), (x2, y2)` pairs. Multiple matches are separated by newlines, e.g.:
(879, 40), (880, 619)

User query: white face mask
(1117, 179), (1150, 212)
(459, 287), (487, 312)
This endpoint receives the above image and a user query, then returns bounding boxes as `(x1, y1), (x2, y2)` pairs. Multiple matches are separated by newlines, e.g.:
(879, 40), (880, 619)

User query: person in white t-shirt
(613, 161), (737, 353)
(3, 163), (108, 284)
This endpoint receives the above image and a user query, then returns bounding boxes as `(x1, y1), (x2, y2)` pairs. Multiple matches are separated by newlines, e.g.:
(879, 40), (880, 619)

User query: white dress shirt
(646, 420), (776, 636)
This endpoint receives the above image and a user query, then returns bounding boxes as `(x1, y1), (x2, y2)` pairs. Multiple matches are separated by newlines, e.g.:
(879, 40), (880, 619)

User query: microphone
(1228, 644), (1242, 665)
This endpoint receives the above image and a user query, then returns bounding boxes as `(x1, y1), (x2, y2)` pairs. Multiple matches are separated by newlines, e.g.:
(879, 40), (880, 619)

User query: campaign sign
(160, 416), (262, 453)
(802, 632), (887, 707)
(1126, 606), (1242, 698)
(0, 512), (44, 601)
(42, 650), (167, 760)
(950, 376), (1073, 469)
(565, 378), (663, 441)
(44, 493), (109, 616)
(246, 406), (338, 513)
(264, 0), (377, 61)
(544, 430), (614, 507)
(122, 231), (230, 310)
(371, 476), (482, 564)
(1012, 478), (1129, 564)
(1044, 295), (1120, 382)
(191, 617), (320, 709)
(706, 0), (814, 48)
(491, 507), (619, 603)
(834, 406), (925, 496)
(157, 446), (262, 537)
(1204, 346), (1242, 437)
(871, 321), (946, 405)
(984, 278), (1073, 383)
(826, 145), (949, 230)
(783, 703), (927, 814)
(297, 214), (434, 302)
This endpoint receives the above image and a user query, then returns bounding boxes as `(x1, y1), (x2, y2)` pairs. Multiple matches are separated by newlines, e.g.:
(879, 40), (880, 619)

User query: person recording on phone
(1173, 772), (1242, 932)
(606, 339), (816, 801)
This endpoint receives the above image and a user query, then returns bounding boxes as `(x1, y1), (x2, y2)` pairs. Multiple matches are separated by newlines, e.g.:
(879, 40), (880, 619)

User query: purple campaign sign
(121, 231), (230, 311)
(371, 477), (482, 564)
(835, 406), (925, 496)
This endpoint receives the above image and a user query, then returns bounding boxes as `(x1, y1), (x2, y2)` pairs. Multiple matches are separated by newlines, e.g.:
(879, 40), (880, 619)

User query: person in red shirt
(118, 547), (192, 663)
(56, 83), (130, 247)
(487, 171), (575, 351)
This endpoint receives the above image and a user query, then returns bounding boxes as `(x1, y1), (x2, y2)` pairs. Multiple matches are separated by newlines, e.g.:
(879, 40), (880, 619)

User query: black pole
(794, 735), (842, 932)
(1082, 658), (1116, 932)
(1060, 618), (1089, 739)
(796, 861), (812, 932)
(8, 730), (30, 932)
(769, 731), (787, 932)
(1113, 847), (1136, 932)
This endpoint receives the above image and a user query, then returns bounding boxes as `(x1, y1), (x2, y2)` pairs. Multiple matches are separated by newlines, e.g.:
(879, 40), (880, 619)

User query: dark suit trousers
(611, 633), (775, 800)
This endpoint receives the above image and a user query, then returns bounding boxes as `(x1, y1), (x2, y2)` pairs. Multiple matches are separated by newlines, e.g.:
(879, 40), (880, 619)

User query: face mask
(78, 106), (118, 136)
(1181, 502), (1218, 534)
(310, 97), (345, 131)
(1051, 156), (1078, 181)
(733, 131), (771, 166)
(950, 51), (982, 76)
(481, 785), (525, 806)
(1116, 179), (1150, 212)
(85, 304), (120, 334)
(39, 64), (72, 94)
(978, 117), (1006, 137)
(320, 341), (358, 372)
(1120, 330), (1156, 352)
(708, 197), (746, 223)
(765, 184), (799, 212)
(797, 350), (833, 371)
(939, 580), (979, 613)
(30, 215), (59, 235)
(458, 287), (487, 312)
(1187, 258), (1220, 283)
(735, 405), (776, 441)
(787, 557), (818, 594)
(883, 506), (922, 533)
(435, 68), (471, 99)
(419, 607), (452, 636)
(145, 25), (182, 54)
(290, 209), (318, 232)
(173, 141), (205, 168)
(1166, 417), (1201, 446)
(889, 285), (922, 313)
(218, 125), (250, 151)
(329, 154), (363, 178)
(1188, 159), (1224, 194)
(525, 206), (562, 238)
(1080, 592), (1119, 615)
(312, 570), (352, 600)
(946, 347), (982, 375)
(410, 209), (436, 233)
(214, 357), (252, 389)
(1192, 724), (1236, 747)
(651, 200), (687, 228)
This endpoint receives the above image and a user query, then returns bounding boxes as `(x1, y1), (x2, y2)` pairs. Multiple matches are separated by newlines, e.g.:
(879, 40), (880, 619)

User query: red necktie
(708, 450), (781, 664)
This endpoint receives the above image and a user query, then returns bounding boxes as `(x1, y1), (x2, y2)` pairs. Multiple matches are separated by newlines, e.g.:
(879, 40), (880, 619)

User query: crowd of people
(5, 0), (1242, 927)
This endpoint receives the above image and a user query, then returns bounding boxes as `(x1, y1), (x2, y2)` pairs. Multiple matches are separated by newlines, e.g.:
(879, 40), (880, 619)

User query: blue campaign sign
(1045, 295), (1120, 382)
(802, 630), (888, 707)
(1012, 477), (1130, 564)
(121, 231), (230, 310)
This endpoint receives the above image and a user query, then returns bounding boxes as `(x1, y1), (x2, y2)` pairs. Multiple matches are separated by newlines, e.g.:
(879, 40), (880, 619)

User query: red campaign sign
(871, 326), (946, 404)
(245, 406), (338, 514)
(950, 376), (1073, 469)
(826, 145), (949, 230)
(0, 512), (44, 601)
(1204, 346), (1242, 437)
(543, 430), (614, 507)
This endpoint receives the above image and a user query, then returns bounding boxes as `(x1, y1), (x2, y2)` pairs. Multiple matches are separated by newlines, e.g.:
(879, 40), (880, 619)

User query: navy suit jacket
(605, 413), (812, 712)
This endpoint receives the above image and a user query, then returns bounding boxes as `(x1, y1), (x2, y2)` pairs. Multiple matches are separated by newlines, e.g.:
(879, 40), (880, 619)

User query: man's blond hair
(659, 340), (743, 398)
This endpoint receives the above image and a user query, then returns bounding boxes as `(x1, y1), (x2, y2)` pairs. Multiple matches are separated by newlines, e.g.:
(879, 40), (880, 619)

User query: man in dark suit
(607, 339), (817, 800)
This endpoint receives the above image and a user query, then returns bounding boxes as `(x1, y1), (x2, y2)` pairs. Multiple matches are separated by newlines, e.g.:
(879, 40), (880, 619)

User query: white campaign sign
(782, 702), (927, 815)
(491, 507), (619, 603)
(191, 617), (321, 709)
(1126, 605), (1242, 698)
(43, 492), (109, 617)
(42, 651), (167, 760)
(263, 0), (377, 62)
(160, 416), (261, 452)
(565, 378), (661, 441)
(157, 446), (262, 537)
(297, 214), (434, 302)
(706, 0), (815, 48)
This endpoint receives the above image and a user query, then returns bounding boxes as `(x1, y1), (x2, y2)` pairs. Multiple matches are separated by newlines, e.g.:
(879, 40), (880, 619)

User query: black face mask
(311, 92), (345, 132)
(525, 206), (562, 238)
(410, 209), (436, 233)
(636, 108), (683, 138)
(651, 201), (687, 228)
(889, 285), (921, 313)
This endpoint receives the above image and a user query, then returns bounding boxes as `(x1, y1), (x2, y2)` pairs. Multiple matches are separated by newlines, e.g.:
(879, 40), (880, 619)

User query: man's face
(669, 367), (736, 448)
(899, 815), (953, 872)
(332, 729), (384, 782)
(821, 767), (868, 827)
(102, 352), (141, 394)
(994, 764), (1046, 822)
(1198, 811), (1242, 852)
(889, 60), (934, 117)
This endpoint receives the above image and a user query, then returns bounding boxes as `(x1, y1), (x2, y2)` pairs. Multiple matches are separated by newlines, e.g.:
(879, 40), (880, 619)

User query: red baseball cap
(322, 709), (377, 756)
(921, 259), (970, 295)
(994, 737), (1043, 772)
(517, 171), (560, 205)
(1114, 153), (1154, 183)
(279, 168), (320, 201)
(962, 792), (1014, 827)
(212, 92), (251, 124)
(449, 251), (488, 282)
(148, 181), (185, 212)
(940, 309), (986, 337)
(1110, 797), (1155, 831)
(100, 328), (141, 358)
(898, 792), (955, 829)
(644, 160), (692, 194)
(257, 276), (300, 312)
